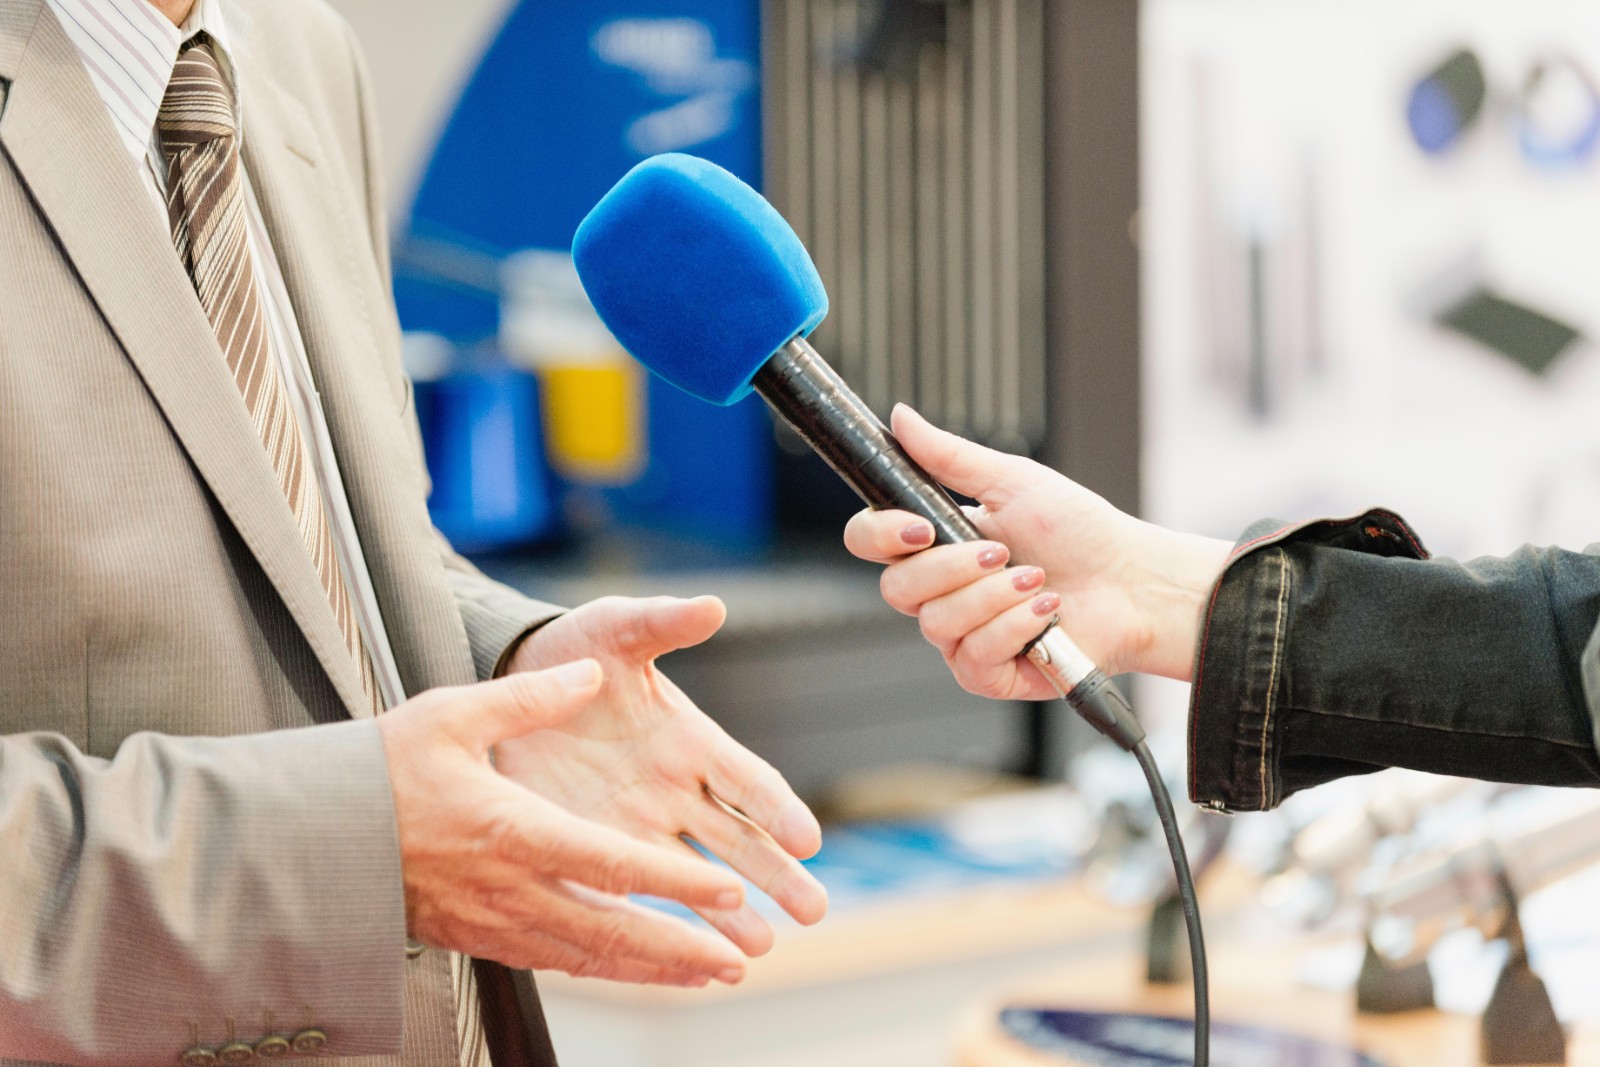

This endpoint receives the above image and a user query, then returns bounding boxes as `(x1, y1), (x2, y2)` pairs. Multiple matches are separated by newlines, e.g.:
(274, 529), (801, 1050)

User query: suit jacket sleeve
(0, 720), (408, 1063)
(339, 24), (564, 680)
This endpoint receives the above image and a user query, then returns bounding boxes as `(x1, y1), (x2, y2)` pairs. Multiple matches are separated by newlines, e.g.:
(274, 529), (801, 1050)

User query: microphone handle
(752, 337), (1144, 750)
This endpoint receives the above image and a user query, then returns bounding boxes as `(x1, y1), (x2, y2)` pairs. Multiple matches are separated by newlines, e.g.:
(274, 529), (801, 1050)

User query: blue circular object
(1407, 78), (1467, 155)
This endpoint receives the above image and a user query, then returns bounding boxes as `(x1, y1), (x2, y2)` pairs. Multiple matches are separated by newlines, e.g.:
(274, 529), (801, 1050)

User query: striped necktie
(157, 38), (382, 716)
(158, 39), (491, 1067)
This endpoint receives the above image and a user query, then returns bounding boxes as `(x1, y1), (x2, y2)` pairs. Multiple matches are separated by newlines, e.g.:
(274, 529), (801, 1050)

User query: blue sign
(998, 1009), (1389, 1067)
(397, 0), (775, 549)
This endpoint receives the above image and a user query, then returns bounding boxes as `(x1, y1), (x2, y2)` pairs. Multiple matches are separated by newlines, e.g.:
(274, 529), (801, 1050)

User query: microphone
(572, 153), (1143, 751)
(1364, 788), (1600, 964)
(1265, 773), (1501, 926)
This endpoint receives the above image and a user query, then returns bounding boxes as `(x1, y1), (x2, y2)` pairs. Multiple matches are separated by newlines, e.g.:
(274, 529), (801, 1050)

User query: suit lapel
(227, 6), (477, 698)
(0, 1), (372, 718)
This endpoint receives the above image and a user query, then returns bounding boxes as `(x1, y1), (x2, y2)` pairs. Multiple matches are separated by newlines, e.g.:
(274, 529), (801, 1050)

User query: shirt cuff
(1186, 509), (1429, 813)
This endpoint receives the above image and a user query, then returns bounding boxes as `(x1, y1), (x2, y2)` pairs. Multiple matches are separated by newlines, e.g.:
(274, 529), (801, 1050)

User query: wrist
(1123, 521), (1232, 680)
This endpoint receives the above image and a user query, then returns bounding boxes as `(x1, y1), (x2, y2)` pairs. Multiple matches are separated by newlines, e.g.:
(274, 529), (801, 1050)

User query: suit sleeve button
(290, 1029), (327, 1055)
(405, 938), (426, 960)
(254, 1035), (291, 1059)
(180, 1048), (219, 1067)
(218, 1041), (255, 1064)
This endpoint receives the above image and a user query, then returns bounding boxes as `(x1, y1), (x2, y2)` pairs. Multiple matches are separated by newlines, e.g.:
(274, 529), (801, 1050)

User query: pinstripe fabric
(158, 39), (384, 717)
(0, 1), (565, 1063)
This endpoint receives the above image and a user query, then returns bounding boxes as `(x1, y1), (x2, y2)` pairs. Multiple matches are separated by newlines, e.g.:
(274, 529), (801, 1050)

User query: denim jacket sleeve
(1186, 509), (1600, 813)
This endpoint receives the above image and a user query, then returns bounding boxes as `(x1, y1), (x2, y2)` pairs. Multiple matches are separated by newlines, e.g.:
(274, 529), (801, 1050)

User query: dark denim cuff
(1187, 509), (1428, 813)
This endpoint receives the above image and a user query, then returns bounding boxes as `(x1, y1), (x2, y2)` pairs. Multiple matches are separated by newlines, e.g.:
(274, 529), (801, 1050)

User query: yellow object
(540, 357), (644, 483)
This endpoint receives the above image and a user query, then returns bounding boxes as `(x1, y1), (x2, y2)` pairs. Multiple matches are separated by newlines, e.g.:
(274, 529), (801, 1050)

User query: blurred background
(326, 0), (1600, 1064)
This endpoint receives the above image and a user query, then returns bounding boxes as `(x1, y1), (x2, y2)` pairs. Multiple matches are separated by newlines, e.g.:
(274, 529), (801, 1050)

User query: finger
(947, 595), (1064, 701)
(705, 740), (823, 862)
(532, 880), (748, 980)
(599, 595), (727, 662)
(890, 404), (1035, 506)
(669, 840), (777, 957)
(501, 791), (747, 911)
(877, 541), (1012, 617)
(458, 660), (603, 752)
(842, 508), (938, 564)
(917, 566), (1049, 651)
(688, 799), (828, 927)
(688, 899), (775, 959)
(490, 925), (715, 988)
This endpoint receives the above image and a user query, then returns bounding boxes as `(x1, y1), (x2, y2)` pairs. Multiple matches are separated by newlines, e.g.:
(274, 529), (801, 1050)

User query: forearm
(0, 721), (407, 1063)
(1187, 511), (1600, 812)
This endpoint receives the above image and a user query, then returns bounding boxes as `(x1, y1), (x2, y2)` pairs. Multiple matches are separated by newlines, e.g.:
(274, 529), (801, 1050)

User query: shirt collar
(44, 0), (241, 167)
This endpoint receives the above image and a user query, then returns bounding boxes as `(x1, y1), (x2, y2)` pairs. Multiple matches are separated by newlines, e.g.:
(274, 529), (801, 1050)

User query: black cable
(1132, 739), (1210, 1067)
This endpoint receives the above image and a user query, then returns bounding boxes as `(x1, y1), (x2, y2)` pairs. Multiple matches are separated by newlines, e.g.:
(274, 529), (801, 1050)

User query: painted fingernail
(717, 966), (745, 984)
(1032, 592), (1061, 616)
(977, 544), (1009, 569)
(715, 889), (744, 911)
(900, 522), (934, 547)
(1012, 567), (1045, 592)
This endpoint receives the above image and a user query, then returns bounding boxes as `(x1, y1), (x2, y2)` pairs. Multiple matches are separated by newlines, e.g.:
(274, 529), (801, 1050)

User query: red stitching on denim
(1227, 524), (1296, 563)
(1368, 508), (1428, 557)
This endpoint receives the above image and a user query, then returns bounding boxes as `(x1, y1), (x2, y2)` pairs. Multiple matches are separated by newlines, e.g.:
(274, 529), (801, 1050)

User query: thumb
(464, 659), (603, 752)
(890, 404), (1034, 507)
(607, 595), (727, 661)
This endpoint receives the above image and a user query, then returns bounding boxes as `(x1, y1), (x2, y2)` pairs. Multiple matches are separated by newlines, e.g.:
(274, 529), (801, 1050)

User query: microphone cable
(1130, 736), (1210, 1067)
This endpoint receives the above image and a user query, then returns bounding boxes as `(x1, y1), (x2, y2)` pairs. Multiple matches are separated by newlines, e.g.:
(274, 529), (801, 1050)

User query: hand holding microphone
(572, 152), (1171, 750)
(842, 405), (1233, 698)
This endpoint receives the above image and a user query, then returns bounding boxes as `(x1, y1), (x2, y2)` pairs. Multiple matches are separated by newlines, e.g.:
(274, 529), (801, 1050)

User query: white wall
(328, 0), (515, 225)
(1143, 0), (1600, 561)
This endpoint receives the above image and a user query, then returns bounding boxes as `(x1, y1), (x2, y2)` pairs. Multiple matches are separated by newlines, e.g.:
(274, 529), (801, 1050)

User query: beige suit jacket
(0, 0), (563, 1063)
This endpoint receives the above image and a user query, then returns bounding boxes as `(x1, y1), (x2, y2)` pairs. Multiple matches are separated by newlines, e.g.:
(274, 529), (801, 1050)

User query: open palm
(495, 595), (827, 956)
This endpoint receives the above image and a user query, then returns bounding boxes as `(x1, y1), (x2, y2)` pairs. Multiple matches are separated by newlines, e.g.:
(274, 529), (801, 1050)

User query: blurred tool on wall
(1145, 0), (1600, 581)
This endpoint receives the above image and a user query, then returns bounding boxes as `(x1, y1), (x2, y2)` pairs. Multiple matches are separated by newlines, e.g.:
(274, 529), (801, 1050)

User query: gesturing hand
(377, 661), (751, 987)
(496, 596), (828, 958)
(843, 405), (1231, 697)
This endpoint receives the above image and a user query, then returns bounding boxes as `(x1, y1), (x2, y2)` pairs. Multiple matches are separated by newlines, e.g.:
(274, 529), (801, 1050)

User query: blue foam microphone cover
(572, 153), (828, 406)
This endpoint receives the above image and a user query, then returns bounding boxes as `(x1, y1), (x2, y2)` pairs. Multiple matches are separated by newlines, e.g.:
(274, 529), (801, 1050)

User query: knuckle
(589, 594), (626, 614)
(592, 846), (637, 894)
(488, 810), (534, 869)
(567, 953), (607, 980)
(959, 672), (1006, 700)
(952, 649), (1008, 700)
(916, 609), (947, 646)
(710, 744), (754, 801)
(588, 912), (636, 960)
(879, 567), (915, 614)
(473, 883), (519, 920)
(918, 611), (957, 653)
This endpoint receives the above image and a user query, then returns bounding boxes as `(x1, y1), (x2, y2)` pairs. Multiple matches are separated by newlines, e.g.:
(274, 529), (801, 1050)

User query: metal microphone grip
(752, 337), (1144, 750)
